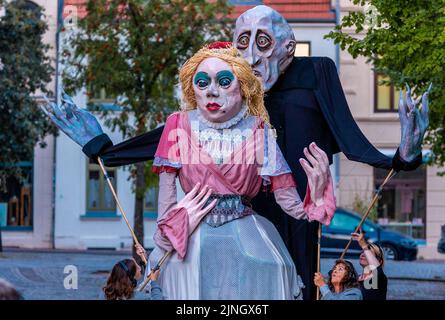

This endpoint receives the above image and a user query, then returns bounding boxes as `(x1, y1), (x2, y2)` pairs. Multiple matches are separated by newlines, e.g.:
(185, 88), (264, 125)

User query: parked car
(321, 208), (418, 261)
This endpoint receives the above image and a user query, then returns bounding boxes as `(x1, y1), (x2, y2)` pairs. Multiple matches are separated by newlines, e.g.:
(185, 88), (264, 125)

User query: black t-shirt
(359, 266), (388, 300)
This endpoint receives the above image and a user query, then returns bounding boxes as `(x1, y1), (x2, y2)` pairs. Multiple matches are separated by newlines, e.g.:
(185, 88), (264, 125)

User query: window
(374, 73), (404, 112)
(88, 83), (116, 103)
(375, 166), (426, 239)
(86, 159), (116, 213)
(294, 42), (311, 57)
(144, 186), (159, 219)
(0, 162), (33, 230)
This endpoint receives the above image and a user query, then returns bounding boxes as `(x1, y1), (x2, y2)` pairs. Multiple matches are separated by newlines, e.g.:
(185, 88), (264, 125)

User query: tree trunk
(133, 161), (146, 262)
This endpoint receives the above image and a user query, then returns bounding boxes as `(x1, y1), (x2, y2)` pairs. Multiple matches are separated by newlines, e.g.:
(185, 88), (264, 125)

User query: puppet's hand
(176, 183), (218, 235)
(398, 83), (431, 162)
(299, 143), (329, 206)
(40, 90), (104, 147)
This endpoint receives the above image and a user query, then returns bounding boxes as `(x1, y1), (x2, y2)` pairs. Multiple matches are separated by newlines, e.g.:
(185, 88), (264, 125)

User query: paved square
(1, 250), (444, 300)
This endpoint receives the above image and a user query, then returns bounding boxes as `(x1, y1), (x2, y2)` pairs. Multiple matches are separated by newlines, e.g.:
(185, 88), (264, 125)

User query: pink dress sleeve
(270, 174), (297, 192)
(303, 174), (336, 226)
(274, 187), (307, 220)
(153, 172), (177, 252)
(152, 112), (182, 175)
(157, 207), (189, 261)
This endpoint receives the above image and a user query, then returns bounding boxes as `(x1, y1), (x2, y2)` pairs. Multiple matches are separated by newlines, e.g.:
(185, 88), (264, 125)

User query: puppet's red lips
(206, 103), (221, 111)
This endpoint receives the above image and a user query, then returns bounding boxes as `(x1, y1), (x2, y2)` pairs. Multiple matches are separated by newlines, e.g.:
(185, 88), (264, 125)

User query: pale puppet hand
(299, 142), (330, 206)
(156, 182), (218, 260)
(40, 91), (104, 147)
(398, 83), (432, 162)
(174, 183), (218, 236)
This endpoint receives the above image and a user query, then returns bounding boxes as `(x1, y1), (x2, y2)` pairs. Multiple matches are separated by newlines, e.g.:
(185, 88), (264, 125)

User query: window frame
(85, 159), (117, 214)
(0, 161), (34, 231)
(143, 185), (159, 219)
(374, 72), (399, 113)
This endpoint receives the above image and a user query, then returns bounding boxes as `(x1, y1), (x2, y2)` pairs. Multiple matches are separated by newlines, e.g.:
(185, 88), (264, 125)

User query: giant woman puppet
(41, 5), (430, 300)
(146, 43), (335, 299)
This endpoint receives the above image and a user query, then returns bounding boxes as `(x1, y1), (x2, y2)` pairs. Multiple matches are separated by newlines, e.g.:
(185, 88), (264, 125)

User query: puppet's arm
(273, 176), (335, 225)
(272, 142), (336, 225)
(82, 126), (164, 167)
(398, 84), (431, 162)
(315, 57), (423, 171)
(153, 172), (178, 252)
(40, 91), (163, 167)
(154, 173), (217, 260)
(273, 187), (306, 220)
(40, 92), (104, 148)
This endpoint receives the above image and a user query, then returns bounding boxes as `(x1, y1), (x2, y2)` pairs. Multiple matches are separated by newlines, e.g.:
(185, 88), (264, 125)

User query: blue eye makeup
(194, 72), (210, 89)
(216, 70), (235, 89)
(193, 70), (235, 89)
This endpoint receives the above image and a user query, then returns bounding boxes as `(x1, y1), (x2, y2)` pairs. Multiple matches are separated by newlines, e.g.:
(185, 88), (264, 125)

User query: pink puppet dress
(148, 107), (335, 299)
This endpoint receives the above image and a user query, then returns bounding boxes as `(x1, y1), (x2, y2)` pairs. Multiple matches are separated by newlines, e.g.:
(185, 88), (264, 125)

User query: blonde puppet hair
(178, 44), (270, 126)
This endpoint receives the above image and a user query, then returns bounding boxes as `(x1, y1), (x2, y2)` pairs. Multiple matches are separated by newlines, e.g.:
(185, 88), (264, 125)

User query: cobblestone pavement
(0, 250), (444, 300)
(0, 250), (128, 300)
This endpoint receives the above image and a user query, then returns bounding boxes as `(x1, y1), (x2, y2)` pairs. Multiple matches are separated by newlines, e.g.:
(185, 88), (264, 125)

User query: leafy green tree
(0, 0), (55, 189)
(61, 0), (231, 254)
(326, 0), (445, 171)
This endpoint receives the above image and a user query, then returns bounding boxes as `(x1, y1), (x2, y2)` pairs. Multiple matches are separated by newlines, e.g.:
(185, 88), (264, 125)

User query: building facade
(1, 0), (60, 249)
(337, 0), (445, 259)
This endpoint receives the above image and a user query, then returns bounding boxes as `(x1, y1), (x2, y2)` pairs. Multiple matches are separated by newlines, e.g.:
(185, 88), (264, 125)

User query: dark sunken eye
(237, 33), (250, 49)
(256, 33), (272, 50)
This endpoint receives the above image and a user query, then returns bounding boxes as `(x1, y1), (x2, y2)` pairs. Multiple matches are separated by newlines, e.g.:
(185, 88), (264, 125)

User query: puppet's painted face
(234, 5), (296, 92)
(193, 57), (243, 123)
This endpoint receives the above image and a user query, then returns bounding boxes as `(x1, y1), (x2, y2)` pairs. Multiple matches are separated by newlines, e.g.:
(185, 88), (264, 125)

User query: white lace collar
(196, 104), (248, 130)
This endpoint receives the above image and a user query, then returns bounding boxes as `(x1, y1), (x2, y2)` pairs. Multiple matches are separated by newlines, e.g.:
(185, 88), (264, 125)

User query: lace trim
(153, 156), (182, 168)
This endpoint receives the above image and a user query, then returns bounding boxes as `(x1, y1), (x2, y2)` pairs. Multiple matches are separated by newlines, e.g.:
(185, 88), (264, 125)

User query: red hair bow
(207, 41), (232, 49)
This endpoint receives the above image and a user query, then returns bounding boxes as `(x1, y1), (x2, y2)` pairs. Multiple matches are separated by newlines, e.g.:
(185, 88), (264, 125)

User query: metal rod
(97, 157), (147, 266)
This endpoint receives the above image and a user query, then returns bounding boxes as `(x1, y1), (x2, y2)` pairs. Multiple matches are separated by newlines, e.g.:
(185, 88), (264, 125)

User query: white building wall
(2, 0), (58, 249)
(3, 136), (55, 248)
(292, 23), (337, 63)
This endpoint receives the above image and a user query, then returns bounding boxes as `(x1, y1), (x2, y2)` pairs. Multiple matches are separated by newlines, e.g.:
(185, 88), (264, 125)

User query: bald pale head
(234, 5), (296, 91)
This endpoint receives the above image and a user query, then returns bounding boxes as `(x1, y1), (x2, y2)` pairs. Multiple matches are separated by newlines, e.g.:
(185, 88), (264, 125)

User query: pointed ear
(286, 40), (296, 57)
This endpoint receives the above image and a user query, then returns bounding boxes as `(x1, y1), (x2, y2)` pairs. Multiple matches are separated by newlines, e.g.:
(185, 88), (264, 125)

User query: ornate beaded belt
(203, 194), (254, 228)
